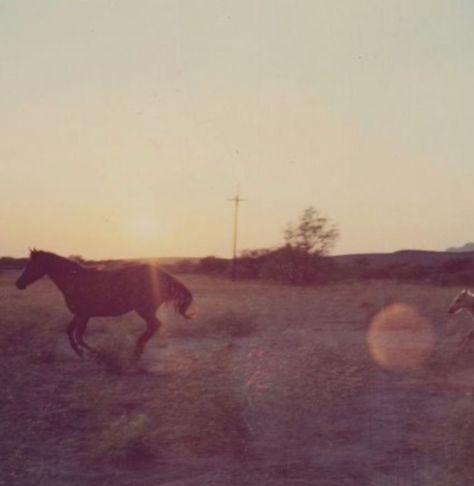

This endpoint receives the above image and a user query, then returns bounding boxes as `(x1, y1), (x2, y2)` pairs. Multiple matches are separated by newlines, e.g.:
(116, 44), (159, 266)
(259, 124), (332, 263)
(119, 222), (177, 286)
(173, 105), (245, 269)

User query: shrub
(167, 259), (196, 274)
(195, 256), (229, 275)
(259, 246), (326, 285)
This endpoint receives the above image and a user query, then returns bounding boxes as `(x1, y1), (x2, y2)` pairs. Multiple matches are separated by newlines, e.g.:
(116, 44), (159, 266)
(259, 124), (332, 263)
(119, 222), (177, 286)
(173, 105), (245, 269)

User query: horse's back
(64, 263), (187, 317)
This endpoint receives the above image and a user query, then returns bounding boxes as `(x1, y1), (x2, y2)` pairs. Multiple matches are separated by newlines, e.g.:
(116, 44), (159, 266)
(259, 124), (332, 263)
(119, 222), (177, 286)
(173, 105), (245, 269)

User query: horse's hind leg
(67, 317), (83, 358)
(74, 317), (95, 354)
(132, 312), (161, 362)
(457, 328), (474, 353)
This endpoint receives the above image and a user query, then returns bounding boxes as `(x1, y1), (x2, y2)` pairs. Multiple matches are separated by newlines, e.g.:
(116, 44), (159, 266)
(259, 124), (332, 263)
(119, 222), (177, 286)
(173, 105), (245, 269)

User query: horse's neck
(45, 257), (81, 291)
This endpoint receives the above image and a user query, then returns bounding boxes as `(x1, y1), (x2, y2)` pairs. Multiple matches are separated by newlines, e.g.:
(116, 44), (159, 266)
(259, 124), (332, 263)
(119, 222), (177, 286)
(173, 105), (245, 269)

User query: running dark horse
(16, 250), (193, 361)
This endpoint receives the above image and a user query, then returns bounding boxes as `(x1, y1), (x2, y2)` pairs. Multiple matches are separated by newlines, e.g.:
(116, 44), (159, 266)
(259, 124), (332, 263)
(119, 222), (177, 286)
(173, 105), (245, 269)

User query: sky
(1, 0), (474, 259)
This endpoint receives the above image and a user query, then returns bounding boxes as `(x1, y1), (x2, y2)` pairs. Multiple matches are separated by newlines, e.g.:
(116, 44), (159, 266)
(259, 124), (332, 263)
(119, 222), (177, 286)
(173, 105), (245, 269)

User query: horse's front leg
(67, 317), (83, 358)
(74, 316), (96, 354)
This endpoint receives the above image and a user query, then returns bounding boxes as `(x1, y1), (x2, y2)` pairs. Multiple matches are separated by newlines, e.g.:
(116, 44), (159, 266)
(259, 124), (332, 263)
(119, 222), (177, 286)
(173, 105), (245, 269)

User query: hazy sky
(2, 1), (474, 259)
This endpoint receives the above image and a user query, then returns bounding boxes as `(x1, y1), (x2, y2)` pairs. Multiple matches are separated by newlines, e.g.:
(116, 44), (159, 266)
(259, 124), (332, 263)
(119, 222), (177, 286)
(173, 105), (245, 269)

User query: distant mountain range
(446, 243), (474, 253)
(332, 249), (474, 268)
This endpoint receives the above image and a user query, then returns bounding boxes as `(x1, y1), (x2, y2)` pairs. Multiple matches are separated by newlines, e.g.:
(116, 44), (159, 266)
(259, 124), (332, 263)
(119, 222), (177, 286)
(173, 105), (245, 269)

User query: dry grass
(167, 308), (258, 339)
(409, 393), (474, 485)
(1, 271), (474, 485)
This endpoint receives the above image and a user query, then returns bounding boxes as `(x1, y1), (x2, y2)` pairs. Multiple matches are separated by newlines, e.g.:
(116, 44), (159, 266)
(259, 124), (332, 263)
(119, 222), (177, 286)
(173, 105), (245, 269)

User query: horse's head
(16, 249), (48, 290)
(448, 289), (473, 315)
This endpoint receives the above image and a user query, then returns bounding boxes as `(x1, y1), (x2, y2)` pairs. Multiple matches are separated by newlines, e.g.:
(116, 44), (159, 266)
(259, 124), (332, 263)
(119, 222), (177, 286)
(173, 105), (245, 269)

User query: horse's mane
(31, 250), (84, 271)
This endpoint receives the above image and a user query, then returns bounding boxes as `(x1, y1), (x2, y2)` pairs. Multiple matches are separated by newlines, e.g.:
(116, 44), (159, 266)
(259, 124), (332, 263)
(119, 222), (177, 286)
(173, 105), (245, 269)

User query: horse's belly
(66, 295), (133, 317)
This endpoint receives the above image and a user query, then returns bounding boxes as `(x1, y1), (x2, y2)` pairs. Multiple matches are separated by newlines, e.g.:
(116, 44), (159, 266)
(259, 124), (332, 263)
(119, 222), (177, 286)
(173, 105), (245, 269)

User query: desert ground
(1, 270), (474, 485)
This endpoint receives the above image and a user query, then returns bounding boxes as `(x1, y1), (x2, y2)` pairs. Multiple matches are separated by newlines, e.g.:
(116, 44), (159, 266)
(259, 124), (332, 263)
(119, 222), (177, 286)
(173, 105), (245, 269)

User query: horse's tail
(166, 274), (194, 319)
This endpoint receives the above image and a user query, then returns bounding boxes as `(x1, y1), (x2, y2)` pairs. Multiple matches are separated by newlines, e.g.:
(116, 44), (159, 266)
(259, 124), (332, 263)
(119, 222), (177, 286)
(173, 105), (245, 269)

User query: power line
(228, 188), (246, 280)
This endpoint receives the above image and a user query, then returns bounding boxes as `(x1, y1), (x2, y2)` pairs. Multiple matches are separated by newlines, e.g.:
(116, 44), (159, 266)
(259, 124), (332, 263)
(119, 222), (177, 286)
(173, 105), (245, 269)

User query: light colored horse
(448, 289), (474, 350)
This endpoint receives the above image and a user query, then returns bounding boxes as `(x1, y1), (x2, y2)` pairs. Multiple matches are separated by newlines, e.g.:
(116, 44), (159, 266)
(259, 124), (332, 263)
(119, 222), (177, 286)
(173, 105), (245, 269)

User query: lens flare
(368, 303), (435, 371)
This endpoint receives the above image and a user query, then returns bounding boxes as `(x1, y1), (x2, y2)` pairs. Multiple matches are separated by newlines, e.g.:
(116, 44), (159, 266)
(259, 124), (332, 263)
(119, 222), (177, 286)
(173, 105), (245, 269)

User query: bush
(441, 257), (473, 274)
(195, 256), (229, 275)
(235, 249), (272, 279)
(259, 246), (329, 285)
(0, 257), (27, 270)
(168, 259), (196, 274)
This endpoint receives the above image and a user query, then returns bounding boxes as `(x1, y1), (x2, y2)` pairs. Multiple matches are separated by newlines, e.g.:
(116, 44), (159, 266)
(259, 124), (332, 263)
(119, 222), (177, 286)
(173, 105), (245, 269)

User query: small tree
(258, 207), (339, 284)
(284, 207), (339, 255)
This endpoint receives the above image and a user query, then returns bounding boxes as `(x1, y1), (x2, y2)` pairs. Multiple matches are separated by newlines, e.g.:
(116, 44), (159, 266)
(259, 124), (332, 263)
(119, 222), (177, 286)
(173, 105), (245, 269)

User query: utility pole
(228, 188), (246, 280)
